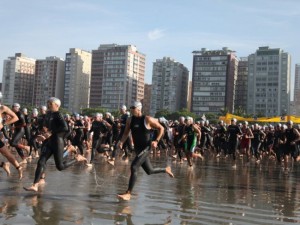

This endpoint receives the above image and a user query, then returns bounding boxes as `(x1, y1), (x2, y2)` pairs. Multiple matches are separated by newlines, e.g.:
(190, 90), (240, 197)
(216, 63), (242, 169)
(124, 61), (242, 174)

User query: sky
(1, 0), (300, 95)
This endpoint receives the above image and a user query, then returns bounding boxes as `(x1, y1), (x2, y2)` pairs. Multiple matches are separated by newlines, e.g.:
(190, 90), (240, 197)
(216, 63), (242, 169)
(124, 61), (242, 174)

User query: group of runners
(1, 92), (299, 200)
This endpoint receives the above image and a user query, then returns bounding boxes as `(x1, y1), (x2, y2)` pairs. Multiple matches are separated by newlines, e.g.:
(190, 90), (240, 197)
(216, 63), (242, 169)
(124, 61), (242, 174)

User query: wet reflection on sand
(1, 154), (300, 224)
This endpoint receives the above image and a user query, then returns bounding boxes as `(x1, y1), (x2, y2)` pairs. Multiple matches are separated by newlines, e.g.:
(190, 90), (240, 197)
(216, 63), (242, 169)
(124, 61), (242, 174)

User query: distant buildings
(1, 45), (296, 117)
(191, 47), (238, 115)
(150, 57), (189, 116)
(291, 64), (300, 115)
(142, 83), (152, 115)
(247, 46), (291, 117)
(34, 56), (65, 107)
(63, 48), (92, 113)
(2, 53), (35, 106)
(90, 44), (145, 111)
(235, 57), (248, 113)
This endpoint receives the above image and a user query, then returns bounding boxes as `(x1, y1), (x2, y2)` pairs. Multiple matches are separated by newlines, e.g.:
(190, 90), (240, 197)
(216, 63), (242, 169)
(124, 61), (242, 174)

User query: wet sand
(1, 153), (300, 225)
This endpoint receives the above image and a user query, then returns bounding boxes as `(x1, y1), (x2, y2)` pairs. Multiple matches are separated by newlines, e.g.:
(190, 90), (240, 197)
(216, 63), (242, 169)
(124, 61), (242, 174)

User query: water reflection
(1, 155), (300, 224)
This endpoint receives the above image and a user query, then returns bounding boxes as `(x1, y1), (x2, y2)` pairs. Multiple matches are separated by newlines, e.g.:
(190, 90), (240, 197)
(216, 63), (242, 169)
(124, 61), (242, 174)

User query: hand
(151, 140), (158, 149)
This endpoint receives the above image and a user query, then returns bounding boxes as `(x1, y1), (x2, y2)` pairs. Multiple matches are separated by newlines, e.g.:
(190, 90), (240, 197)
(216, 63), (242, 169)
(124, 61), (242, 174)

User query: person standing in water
(117, 101), (174, 201)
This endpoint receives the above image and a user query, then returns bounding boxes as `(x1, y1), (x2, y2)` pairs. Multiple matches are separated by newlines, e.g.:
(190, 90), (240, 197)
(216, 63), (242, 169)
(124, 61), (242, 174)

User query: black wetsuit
(173, 123), (186, 160)
(227, 124), (242, 160)
(89, 120), (108, 163)
(252, 129), (263, 160)
(285, 128), (298, 157)
(33, 111), (77, 184)
(112, 113), (132, 158)
(23, 113), (31, 144)
(126, 115), (166, 193)
(29, 116), (39, 155)
(72, 120), (84, 155)
(10, 111), (26, 159)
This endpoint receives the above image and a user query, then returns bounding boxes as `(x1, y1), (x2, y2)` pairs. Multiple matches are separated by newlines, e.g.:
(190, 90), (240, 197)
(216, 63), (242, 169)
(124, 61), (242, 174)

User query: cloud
(148, 29), (166, 41)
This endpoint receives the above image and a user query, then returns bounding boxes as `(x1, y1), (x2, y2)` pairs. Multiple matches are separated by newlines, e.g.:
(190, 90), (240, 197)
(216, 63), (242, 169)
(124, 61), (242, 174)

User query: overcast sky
(1, 0), (299, 91)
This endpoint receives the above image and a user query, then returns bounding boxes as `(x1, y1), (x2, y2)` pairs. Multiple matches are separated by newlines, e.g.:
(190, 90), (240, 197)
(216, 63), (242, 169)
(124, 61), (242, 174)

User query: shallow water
(1, 153), (300, 225)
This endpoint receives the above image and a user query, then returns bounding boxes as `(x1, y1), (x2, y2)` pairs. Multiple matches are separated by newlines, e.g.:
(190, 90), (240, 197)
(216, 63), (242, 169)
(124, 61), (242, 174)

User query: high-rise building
(33, 56), (65, 107)
(291, 64), (300, 115)
(90, 44), (145, 111)
(191, 47), (238, 115)
(235, 57), (248, 113)
(2, 53), (35, 106)
(187, 80), (193, 112)
(63, 48), (91, 113)
(247, 46), (291, 116)
(150, 57), (189, 116)
(142, 83), (152, 115)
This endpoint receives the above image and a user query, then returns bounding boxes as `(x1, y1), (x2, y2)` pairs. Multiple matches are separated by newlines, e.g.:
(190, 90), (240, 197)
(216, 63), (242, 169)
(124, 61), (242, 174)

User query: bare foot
(86, 163), (93, 167)
(17, 166), (23, 180)
(107, 159), (115, 166)
(117, 193), (131, 201)
(75, 154), (88, 163)
(3, 162), (11, 176)
(23, 185), (38, 192)
(165, 166), (174, 178)
(194, 153), (204, 160)
(38, 178), (45, 185)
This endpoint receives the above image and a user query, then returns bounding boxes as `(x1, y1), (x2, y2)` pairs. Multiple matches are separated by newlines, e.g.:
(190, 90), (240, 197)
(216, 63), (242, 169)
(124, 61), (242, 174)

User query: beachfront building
(150, 57), (189, 116)
(33, 56), (65, 107)
(191, 47), (238, 115)
(142, 83), (152, 115)
(234, 57), (248, 113)
(2, 53), (36, 106)
(63, 48), (92, 113)
(90, 44), (145, 111)
(247, 46), (291, 117)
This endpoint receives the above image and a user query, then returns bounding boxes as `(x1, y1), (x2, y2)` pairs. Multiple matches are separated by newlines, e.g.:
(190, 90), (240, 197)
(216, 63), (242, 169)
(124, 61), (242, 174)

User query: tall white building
(150, 57), (189, 116)
(33, 56), (65, 107)
(247, 46), (291, 116)
(2, 53), (35, 106)
(63, 48), (91, 113)
(90, 44), (145, 110)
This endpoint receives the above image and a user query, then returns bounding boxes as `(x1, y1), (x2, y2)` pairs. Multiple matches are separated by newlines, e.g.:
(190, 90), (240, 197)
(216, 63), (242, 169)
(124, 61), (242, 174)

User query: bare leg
(0, 146), (23, 179)
(1, 162), (10, 176)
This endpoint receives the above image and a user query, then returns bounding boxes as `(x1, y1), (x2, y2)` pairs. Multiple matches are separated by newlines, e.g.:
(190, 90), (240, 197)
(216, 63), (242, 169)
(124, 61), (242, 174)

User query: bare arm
(292, 128), (300, 144)
(146, 116), (164, 148)
(0, 105), (19, 129)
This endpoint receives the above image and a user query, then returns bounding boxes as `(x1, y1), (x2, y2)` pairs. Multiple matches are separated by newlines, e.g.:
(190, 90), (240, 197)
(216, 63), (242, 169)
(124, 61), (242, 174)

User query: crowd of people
(1, 92), (300, 200)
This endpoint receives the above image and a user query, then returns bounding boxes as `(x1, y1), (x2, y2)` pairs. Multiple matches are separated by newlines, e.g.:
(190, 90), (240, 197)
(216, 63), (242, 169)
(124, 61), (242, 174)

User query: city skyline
(1, 0), (300, 95)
